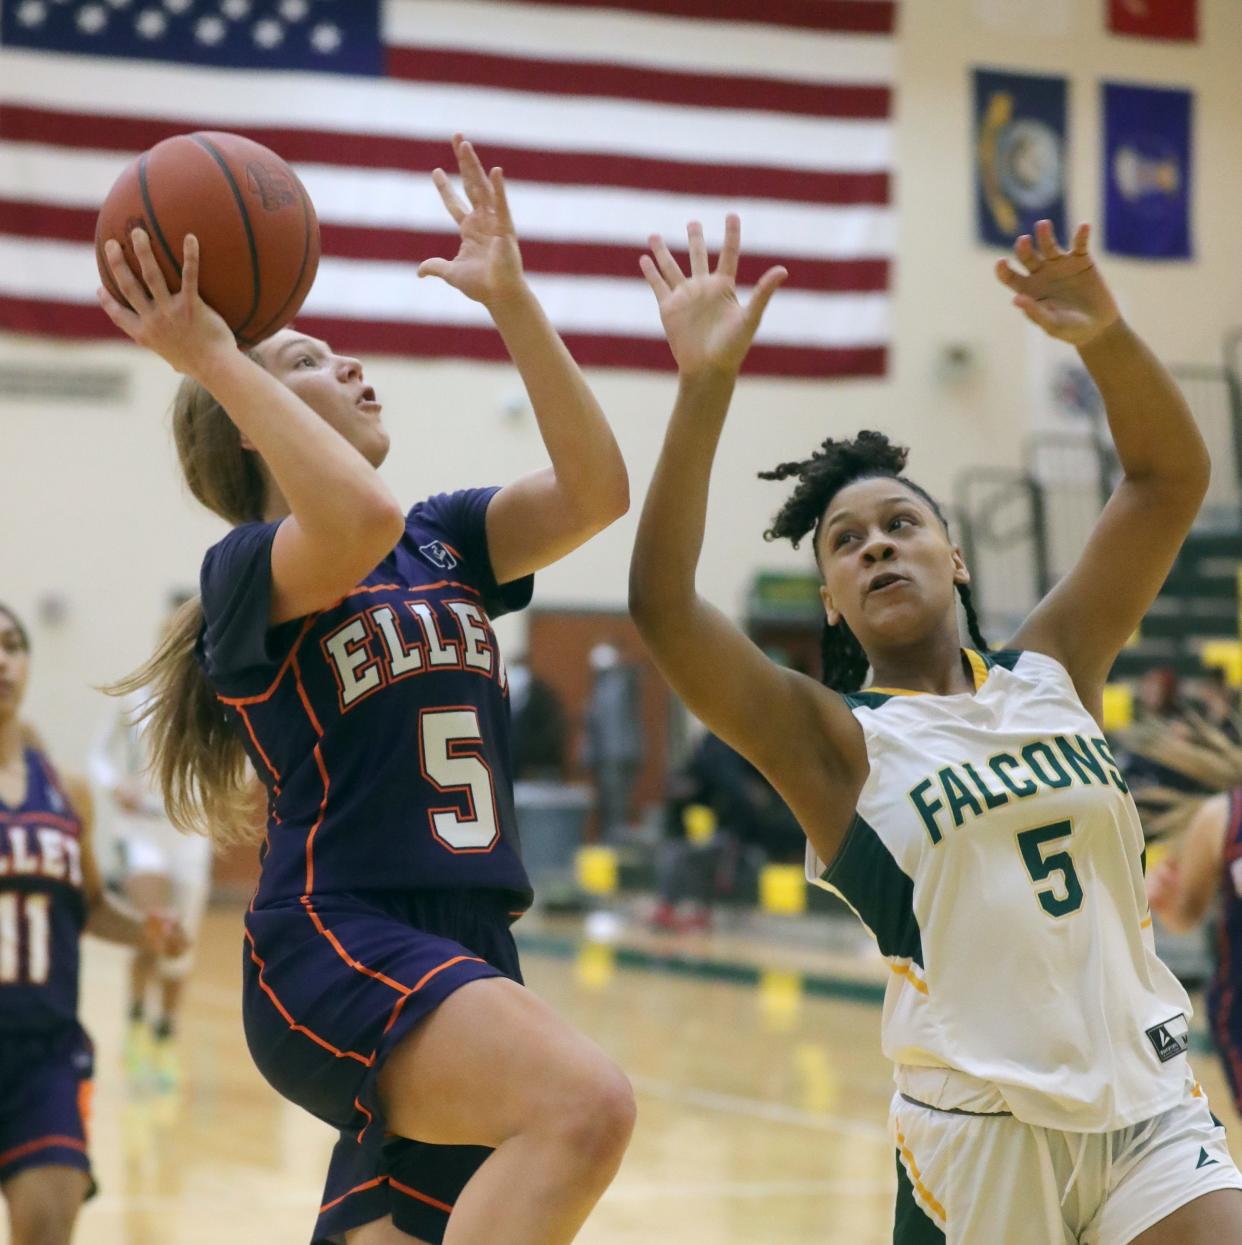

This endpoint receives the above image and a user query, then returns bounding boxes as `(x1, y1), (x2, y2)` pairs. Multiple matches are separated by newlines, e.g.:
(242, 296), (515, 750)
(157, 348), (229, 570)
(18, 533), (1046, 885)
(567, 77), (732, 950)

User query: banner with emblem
(1107, 0), (1198, 42)
(1103, 83), (1193, 259)
(973, 69), (1067, 248)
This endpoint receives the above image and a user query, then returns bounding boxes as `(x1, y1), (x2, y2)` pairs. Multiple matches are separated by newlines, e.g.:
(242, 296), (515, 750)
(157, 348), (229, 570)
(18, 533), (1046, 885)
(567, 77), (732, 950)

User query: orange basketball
(95, 131), (320, 347)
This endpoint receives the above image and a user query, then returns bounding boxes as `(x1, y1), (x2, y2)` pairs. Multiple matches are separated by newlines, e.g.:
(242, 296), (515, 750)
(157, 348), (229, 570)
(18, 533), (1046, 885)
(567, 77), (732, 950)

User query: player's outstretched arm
(629, 216), (866, 865)
(66, 774), (188, 958)
(1004, 221), (1210, 714)
(418, 134), (629, 582)
(97, 231), (404, 623)
(1147, 794), (1229, 934)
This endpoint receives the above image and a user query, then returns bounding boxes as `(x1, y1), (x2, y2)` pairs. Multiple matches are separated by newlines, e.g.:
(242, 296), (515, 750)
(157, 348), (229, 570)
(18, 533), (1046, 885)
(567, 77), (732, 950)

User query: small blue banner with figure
(1103, 83), (1193, 259)
(974, 69), (1068, 247)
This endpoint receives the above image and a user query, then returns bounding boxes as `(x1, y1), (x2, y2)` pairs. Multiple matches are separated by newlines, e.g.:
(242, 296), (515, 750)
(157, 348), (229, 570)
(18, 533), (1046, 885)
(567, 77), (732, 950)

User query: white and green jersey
(808, 648), (1192, 1132)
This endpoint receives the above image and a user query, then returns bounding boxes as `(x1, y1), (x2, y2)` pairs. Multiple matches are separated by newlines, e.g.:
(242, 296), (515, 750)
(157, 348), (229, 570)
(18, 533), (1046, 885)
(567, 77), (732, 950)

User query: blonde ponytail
(107, 596), (262, 846)
(108, 368), (271, 847)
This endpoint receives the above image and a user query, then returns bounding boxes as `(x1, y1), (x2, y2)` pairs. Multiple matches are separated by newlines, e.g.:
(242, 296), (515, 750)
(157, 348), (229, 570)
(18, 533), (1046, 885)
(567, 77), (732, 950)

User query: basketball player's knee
(550, 1061), (636, 1171)
(9, 1192), (77, 1245)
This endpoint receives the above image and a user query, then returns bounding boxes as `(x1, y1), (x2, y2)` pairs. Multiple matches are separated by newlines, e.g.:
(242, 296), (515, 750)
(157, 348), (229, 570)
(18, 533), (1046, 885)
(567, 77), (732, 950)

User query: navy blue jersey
(0, 748), (86, 1033)
(199, 488), (534, 909)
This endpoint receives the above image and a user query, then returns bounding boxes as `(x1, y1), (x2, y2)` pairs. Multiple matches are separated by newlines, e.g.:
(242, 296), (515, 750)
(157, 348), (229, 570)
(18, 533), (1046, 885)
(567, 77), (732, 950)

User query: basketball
(94, 131), (320, 347)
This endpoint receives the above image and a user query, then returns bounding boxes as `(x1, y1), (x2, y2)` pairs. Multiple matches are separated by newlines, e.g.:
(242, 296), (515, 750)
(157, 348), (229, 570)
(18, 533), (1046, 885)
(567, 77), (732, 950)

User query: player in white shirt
(629, 213), (1242, 1243)
(91, 677), (211, 1081)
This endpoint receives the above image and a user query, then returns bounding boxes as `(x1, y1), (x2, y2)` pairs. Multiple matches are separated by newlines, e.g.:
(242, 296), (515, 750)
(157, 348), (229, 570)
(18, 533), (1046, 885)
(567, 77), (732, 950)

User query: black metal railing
(953, 329), (1242, 655)
(953, 467), (1050, 638)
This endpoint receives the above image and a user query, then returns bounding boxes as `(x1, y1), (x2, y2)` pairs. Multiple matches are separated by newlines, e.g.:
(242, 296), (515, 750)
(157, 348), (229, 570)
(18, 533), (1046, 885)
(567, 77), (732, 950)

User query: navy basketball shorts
(0, 1024), (95, 1188)
(241, 888), (524, 1244)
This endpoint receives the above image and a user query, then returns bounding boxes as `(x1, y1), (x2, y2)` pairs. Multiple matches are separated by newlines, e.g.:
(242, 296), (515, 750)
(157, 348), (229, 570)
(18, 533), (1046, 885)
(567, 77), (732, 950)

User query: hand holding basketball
(418, 134), (527, 308)
(640, 214), (787, 377)
(995, 219), (1121, 347)
(97, 230), (237, 380)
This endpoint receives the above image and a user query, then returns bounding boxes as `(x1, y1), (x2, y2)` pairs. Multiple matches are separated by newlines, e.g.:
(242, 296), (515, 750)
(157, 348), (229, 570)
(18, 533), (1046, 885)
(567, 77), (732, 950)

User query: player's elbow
(350, 492), (406, 557)
(628, 566), (687, 641)
(572, 469), (630, 535)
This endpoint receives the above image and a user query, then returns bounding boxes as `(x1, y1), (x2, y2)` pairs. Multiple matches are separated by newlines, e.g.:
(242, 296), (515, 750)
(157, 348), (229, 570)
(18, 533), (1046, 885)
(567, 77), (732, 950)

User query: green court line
(516, 930), (1216, 1053)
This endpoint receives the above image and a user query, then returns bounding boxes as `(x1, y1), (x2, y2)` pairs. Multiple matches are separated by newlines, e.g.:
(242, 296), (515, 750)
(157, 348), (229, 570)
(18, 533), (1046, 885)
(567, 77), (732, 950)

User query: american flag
(0, 0), (896, 377)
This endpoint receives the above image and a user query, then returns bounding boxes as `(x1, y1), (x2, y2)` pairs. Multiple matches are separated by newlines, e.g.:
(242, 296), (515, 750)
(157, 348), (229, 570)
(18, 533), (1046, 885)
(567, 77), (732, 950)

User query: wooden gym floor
(26, 906), (1242, 1245)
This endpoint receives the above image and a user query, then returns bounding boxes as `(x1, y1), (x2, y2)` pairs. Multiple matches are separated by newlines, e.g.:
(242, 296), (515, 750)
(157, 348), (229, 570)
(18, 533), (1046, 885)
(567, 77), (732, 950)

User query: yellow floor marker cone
(1101, 683), (1134, 732)
(758, 968), (802, 1032)
(759, 862), (806, 916)
(576, 845), (618, 897)
(683, 803), (717, 845)
(1203, 639), (1242, 688)
(795, 1042), (840, 1114)
(575, 940), (616, 991)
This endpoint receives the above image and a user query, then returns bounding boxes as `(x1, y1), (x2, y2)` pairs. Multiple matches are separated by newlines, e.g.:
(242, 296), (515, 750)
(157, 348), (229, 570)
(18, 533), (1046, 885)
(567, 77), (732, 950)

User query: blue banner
(974, 69), (1068, 247)
(1103, 83), (1193, 259)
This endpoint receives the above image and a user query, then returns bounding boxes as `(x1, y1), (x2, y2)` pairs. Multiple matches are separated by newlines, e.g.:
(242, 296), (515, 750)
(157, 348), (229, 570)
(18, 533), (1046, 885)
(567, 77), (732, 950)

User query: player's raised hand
(1145, 855), (1182, 926)
(994, 220), (1121, 347)
(641, 215), (787, 378)
(96, 230), (236, 378)
(419, 134), (526, 308)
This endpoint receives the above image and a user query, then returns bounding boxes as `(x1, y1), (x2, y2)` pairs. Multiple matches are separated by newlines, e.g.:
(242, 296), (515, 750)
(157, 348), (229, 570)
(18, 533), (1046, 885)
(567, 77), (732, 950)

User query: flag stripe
(0, 145), (897, 258)
(0, 50), (892, 172)
(383, 47), (891, 120)
(0, 236), (890, 347)
(0, 199), (889, 293)
(390, 1), (896, 84)
(0, 0), (897, 379)
(1, 105), (890, 205)
(0, 294), (887, 377)
(524, 0), (897, 35)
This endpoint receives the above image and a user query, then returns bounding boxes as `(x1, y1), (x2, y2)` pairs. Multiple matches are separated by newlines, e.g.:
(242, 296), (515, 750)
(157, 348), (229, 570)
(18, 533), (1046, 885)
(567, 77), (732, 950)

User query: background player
(629, 213), (1242, 1242)
(0, 601), (185, 1245)
(97, 134), (634, 1245)
(1135, 716), (1242, 1120)
(89, 596), (212, 1087)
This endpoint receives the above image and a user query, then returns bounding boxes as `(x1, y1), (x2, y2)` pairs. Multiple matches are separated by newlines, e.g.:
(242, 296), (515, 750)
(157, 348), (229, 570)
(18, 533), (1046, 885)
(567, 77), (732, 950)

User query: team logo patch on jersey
(1145, 1013), (1190, 1063)
(419, 540), (458, 571)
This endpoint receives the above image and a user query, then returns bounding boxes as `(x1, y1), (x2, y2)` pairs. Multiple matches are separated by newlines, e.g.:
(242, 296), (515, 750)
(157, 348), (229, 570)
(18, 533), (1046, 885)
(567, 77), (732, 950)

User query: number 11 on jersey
(0, 891), (51, 984)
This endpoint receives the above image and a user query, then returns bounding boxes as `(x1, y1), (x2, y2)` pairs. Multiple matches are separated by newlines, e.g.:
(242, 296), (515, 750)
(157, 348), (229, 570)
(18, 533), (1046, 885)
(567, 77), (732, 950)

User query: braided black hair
(758, 430), (988, 693)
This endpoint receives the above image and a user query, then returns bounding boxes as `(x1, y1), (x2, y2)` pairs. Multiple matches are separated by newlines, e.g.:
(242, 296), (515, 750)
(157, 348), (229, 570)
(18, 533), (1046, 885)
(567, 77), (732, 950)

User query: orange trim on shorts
(382, 955), (487, 1036)
(895, 1124), (947, 1227)
(318, 1174), (454, 1218)
(300, 895), (412, 996)
(243, 927), (374, 1067)
(354, 1096), (374, 1144)
(0, 1134), (87, 1169)
(319, 1175), (388, 1215)
(390, 1175), (454, 1214)
(1140, 914), (1153, 930)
